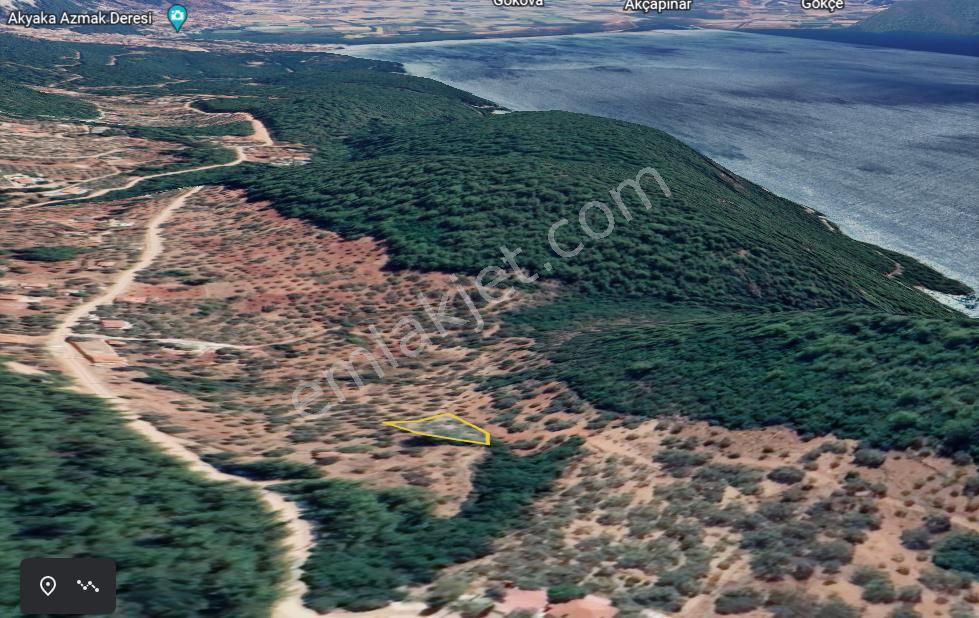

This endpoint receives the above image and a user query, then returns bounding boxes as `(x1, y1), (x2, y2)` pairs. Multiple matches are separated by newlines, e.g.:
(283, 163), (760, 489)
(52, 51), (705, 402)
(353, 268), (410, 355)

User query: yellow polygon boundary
(383, 412), (491, 446)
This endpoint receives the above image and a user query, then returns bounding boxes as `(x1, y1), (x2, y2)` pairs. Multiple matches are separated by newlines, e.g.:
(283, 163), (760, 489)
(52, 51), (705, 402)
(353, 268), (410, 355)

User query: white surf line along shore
(44, 186), (318, 618)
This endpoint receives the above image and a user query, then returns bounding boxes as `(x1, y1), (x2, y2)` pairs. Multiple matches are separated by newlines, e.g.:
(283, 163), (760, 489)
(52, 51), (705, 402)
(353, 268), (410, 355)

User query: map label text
(5, 10), (154, 28)
(623, 0), (693, 13)
(800, 0), (845, 12)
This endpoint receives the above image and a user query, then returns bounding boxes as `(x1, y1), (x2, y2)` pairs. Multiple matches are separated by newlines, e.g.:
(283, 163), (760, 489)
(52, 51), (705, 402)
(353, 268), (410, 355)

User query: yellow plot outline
(383, 412), (491, 446)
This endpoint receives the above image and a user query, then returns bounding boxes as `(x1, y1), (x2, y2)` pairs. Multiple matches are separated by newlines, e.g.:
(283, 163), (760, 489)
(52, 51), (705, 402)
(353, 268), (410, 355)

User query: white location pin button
(40, 575), (56, 597)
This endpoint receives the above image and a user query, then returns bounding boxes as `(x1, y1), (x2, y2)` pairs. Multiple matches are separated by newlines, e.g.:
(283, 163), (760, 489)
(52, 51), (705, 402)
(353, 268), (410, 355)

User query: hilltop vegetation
(193, 72), (490, 161)
(244, 111), (967, 315)
(0, 80), (98, 120)
(855, 0), (979, 36)
(552, 311), (979, 458)
(0, 366), (286, 617)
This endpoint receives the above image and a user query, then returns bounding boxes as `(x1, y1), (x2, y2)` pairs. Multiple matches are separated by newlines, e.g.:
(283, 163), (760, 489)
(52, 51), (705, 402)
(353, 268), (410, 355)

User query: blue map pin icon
(167, 4), (188, 32)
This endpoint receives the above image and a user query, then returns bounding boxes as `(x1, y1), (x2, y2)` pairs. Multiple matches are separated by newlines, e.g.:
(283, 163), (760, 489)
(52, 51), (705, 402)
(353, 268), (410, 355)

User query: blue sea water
(343, 30), (979, 291)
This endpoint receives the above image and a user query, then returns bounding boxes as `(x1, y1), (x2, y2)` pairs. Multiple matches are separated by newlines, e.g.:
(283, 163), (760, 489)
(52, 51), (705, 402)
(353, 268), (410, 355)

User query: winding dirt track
(44, 186), (319, 617)
(0, 104), (274, 214)
(184, 99), (274, 146)
(0, 144), (246, 213)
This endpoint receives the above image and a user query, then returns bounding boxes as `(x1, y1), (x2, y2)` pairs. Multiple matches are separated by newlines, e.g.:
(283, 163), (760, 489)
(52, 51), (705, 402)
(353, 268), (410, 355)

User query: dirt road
(0, 102), (274, 214)
(44, 186), (318, 618)
(184, 99), (274, 146)
(0, 144), (246, 213)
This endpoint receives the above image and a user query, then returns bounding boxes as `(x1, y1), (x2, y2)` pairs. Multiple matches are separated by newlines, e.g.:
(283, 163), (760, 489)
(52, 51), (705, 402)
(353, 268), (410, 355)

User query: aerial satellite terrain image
(0, 0), (977, 617)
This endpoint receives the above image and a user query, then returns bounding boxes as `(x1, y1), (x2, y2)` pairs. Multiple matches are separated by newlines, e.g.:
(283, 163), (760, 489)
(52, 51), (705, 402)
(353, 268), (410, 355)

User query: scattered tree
(715, 588), (763, 615)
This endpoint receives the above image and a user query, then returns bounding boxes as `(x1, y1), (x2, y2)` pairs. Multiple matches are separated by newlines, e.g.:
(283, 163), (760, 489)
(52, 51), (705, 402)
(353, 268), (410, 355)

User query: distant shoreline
(745, 28), (979, 57)
(192, 21), (649, 46)
(194, 20), (979, 58)
(339, 31), (978, 308)
(918, 288), (979, 318)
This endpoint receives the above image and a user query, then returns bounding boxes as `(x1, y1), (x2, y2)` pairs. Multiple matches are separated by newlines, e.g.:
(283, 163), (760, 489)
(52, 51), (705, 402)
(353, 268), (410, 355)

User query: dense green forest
(277, 438), (581, 611)
(0, 79), (98, 119)
(241, 111), (967, 314)
(193, 75), (490, 160)
(550, 311), (979, 458)
(0, 366), (287, 617)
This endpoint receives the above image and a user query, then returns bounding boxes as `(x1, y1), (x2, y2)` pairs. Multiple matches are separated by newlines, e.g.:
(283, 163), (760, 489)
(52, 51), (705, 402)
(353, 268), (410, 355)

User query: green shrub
(849, 566), (898, 603)
(767, 466), (806, 485)
(695, 463), (762, 493)
(809, 540), (855, 565)
(547, 584), (587, 604)
(896, 585), (922, 603)
(933, 532), (979, 578)
(630, 585), (684, 613)
(456, 598), (494, 618)
(924, 513), (952, 534)
(888, 607), (922, 618)
(861, 578), (896, 604)
(653, 449), (710, 475)
(853, 448), (887, 468)
(918, 567), (971, 592)
(425, 575), (470, 608)
(814, 598), (860, 618)
(901, 527), (932, 550)
(750, 550), (792, 581)
(212, 458), (322, 481)
(715, 588), (763, 614)
(950, 603), (977, 618)
(765, 590), (819, 618)
(14, 246), (91, 262)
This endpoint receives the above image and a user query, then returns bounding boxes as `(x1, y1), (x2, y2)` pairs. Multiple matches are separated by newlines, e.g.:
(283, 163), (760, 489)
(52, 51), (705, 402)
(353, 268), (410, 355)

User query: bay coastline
(339, 30), (979, 304)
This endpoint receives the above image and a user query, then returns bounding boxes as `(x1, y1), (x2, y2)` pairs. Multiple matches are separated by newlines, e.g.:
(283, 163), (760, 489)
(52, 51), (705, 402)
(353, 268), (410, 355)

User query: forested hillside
(855, 0), (979, 36)
(0, 79), (98, 120)
(552, 311), (979, 458)
(241, 111), (968, 315)
(0, 366), (287, 617)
